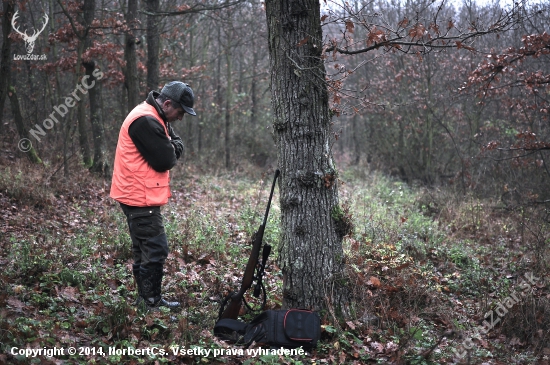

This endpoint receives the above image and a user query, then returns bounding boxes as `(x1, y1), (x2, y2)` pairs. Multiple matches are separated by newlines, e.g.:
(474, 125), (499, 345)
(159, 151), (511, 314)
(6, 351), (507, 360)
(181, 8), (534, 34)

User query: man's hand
(167, 123), (184, 160)
(171, 138), (184, 159)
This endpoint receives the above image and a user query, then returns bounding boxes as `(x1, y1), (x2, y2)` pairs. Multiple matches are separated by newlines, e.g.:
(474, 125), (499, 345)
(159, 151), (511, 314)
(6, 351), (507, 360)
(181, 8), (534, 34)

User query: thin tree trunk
(224, 48), (232, 169)
(197, 26), (212, 154)
(84, 61), (108, 175)
(9, 86), (42, 164)
(214, 26), (223, 161)
(265, 0), (350, 313)
(351, 113), (360, 165)
(49, 0), (63, 146)
(77, 103), (92, 166)
(124, 0), (140, 111)
(76, 43), (93, 168)
(185, 25), (195, 156)
(249, 45), (258, 126)
(0, 0), (14, 131)
(62, 107), (78, 178)
(146, 0), (160, 94)
(60, 0), (96, 169)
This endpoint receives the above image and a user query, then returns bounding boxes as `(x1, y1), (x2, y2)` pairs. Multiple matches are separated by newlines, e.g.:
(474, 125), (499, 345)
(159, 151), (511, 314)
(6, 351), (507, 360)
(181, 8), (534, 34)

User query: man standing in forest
(110, 81), (196, 311)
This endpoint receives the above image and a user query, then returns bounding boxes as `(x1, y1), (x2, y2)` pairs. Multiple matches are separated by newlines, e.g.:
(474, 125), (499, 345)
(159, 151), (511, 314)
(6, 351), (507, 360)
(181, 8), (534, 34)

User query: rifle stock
(219, 169), (279, 320)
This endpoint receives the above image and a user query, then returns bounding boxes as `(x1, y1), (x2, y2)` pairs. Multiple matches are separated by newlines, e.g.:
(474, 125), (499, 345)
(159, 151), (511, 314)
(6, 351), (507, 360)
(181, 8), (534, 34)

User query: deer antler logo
(11, 11), (49, 54)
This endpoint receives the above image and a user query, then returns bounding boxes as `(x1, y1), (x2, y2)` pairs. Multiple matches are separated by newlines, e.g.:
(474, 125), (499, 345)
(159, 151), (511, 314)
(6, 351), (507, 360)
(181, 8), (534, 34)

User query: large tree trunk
(265, 0), (350, 312)
(146, 0), (160, 94)
(124, 0), (140, 111)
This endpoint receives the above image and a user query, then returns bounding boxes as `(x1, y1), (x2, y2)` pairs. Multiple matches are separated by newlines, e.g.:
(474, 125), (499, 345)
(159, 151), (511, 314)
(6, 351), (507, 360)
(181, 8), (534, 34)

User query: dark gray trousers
(119, 203), (169, 271)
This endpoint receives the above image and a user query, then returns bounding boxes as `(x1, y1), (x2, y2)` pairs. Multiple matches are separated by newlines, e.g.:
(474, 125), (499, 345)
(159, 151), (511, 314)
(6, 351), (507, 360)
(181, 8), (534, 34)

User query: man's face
(163, 100), (185, 123)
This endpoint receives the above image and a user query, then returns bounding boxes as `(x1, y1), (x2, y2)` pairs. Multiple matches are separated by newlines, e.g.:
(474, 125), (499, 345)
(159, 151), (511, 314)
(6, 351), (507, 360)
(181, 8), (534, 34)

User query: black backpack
(214, 309), (321, 349)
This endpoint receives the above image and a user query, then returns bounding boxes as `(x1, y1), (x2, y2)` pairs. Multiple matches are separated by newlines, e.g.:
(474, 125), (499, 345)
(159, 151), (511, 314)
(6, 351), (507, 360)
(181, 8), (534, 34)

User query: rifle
(218, 169), (280, 320)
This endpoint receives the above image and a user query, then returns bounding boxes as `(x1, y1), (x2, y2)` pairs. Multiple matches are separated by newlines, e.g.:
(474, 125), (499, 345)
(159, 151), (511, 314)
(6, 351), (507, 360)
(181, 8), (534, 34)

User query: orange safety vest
(110, 102), (171, 206)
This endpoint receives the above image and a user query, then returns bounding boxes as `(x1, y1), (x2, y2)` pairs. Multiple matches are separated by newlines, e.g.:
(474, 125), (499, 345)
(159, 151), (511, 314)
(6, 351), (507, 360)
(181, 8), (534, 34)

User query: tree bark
(124, 0), (140, 111)
(265, 0), (350, 313)
(146, 0), (160, 94)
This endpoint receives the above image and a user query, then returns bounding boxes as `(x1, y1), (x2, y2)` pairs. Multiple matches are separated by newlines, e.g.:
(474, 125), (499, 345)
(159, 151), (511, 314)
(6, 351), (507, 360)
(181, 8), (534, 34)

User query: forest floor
(0, 160), (549, 365)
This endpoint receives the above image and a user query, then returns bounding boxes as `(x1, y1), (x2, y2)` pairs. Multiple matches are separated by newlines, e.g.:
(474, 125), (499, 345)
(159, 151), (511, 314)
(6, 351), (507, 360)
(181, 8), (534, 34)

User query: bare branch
(139, 0), (247, 17)
(324, 1), (528, 56)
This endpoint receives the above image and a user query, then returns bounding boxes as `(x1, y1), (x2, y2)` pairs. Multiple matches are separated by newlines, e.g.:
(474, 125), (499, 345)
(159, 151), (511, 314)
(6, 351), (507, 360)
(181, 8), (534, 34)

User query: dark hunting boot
(139, 266), (180, 311)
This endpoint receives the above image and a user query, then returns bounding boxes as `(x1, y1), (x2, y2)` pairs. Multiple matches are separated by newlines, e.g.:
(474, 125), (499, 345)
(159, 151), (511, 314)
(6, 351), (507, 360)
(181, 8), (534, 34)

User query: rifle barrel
(262, 169), (280, 227)
(219, 169), (279, 320)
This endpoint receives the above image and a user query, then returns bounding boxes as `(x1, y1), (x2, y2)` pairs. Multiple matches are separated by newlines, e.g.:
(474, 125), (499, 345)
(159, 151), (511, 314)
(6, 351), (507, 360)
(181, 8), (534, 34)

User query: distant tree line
(0, 0), (548, 204)
(325, 0), (549, 203)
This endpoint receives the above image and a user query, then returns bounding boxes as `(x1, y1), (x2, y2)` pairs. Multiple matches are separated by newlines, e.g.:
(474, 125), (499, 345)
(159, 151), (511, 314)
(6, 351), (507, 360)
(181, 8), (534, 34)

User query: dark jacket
(128, 91), (183, 172)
